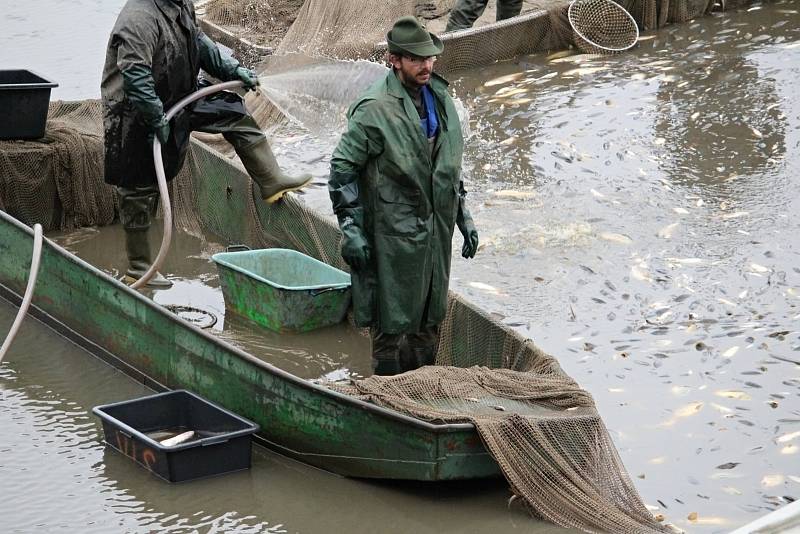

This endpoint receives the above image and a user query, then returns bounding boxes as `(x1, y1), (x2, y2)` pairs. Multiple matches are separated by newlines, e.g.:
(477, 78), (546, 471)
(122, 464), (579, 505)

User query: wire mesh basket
(568, 0), (639, 54)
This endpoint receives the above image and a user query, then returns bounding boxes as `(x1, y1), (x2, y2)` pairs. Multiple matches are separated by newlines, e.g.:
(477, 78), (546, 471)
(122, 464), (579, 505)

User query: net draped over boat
(330, 363), (668, 534)
(0, 101), (115, 231)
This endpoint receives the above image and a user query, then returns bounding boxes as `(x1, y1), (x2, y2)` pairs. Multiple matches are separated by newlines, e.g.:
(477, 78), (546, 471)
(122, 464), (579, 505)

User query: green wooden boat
(0, 138), (555, 481)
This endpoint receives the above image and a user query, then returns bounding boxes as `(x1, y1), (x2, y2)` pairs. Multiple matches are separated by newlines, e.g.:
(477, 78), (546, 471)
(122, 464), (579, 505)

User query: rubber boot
(118, 187), (173, 289)
(237, 138), (312, 204)
(124, 229), (173, 288)
(371, 329), (403, 376)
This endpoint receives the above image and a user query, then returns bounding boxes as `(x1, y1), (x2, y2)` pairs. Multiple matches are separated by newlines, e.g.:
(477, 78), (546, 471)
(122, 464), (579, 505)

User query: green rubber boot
(124, 229), (173, 289)
(118, 186), (173, 289)
(238, 138), (312, 204)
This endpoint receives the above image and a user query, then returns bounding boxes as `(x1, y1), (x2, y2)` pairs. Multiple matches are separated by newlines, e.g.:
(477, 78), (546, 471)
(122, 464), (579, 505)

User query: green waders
(188, 95), (312, 204)
(445, 0), (524, 32)
(370, 283), (440, 375)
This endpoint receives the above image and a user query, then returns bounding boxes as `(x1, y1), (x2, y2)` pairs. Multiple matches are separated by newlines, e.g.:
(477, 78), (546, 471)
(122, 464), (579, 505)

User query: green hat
(386, 16), (443, 57)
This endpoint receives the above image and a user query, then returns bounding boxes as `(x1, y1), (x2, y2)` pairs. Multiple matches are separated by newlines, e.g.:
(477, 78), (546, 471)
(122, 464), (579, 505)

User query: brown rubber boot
(237, 138), (312, 204)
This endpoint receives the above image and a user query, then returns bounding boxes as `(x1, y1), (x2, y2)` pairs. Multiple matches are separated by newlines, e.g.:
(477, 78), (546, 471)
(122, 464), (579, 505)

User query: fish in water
(657, 222), (679, 239)
(599, 232), (632, 245)
(160, 430), (195, 447)
(483, 72), (524, 87)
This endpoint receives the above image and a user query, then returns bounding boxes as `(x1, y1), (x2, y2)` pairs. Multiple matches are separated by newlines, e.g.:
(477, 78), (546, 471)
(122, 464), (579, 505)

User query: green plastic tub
(212, 248), (351, 333)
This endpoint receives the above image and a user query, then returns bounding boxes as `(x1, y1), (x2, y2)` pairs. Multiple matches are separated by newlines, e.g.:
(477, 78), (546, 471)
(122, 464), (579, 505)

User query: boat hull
(0, 141), (501, 481)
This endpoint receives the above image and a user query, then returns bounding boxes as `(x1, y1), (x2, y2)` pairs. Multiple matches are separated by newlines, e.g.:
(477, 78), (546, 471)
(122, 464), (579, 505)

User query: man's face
(390, 53), (436, 89)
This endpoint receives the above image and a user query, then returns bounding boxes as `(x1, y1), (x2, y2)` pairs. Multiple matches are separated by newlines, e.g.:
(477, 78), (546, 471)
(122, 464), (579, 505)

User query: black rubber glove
(459, 219), (479, 259)
(456, 188), (479, 259)
(151, 114), (170, 145)
(340, 218), (370, 271)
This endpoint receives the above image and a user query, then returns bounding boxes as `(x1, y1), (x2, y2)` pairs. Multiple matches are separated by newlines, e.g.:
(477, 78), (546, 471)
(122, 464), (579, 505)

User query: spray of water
(259, 59), (389, 138)
(257, 55), (472, 140)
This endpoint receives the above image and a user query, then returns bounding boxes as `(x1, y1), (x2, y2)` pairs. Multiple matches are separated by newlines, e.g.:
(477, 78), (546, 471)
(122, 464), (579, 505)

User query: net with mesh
(0, 101), (115, 231)
(569, 0), (640, 54)
(330, 365), (667, 533)
(196, 0), (716, 138)
(198, 0), (716, 71)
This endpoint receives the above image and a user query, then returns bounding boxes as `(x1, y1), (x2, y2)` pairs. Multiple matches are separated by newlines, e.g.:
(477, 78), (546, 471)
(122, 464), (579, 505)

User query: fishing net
(330, 363), (667, 533)
(621, 0), (714, 30)
(198, 0), (716, 75)
(197, 0), (714, 137)
(568, 0), (640, 54)
(0, 101), (116, 231)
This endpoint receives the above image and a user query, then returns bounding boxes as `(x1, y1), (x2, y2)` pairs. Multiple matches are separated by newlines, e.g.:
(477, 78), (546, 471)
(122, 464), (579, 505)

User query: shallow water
(0, 300), (574, 533)
(2, 0), (800, 531)
(48, 224), (374, 382)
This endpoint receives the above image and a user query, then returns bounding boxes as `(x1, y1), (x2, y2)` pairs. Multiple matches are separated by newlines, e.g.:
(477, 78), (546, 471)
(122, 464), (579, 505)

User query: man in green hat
(445, 0), (523, 32)
(329, 16), (479, 375)
(102, 0), (312, 288)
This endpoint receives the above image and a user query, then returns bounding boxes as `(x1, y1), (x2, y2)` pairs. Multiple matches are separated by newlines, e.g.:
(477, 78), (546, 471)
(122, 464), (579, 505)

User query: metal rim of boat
(0, 209), (475, 434)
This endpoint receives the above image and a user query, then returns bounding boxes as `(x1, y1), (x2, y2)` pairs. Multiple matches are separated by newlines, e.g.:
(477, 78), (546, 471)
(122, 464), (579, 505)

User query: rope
(163, 304), (219, 329)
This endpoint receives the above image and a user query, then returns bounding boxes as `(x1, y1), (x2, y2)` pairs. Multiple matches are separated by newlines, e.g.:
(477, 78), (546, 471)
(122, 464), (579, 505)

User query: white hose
(131, 80), (246, 289)
(0, 223), (43, 364)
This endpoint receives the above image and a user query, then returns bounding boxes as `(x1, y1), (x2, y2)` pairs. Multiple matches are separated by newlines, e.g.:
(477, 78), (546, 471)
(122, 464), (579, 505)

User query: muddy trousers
(445, 0), (523, 31)
(369, 284), (440, 376)
(118, 93), (308, 282)
(117, 101), (264, 271)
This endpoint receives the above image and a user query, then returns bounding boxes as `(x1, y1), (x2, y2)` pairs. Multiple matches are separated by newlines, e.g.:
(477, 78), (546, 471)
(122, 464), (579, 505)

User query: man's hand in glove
(459, 220), (479, 259)
(235, 67), (259, 91)
(340, 219), (370, 271)
(148, 114), (170, 145)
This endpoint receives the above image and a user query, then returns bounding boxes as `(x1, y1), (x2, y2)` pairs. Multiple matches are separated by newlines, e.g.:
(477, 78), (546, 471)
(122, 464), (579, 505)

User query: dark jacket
(101, 0), (235, 188)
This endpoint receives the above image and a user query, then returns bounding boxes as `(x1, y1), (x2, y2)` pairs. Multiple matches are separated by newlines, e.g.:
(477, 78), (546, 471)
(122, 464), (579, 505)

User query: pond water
(1, 0), (799, 532)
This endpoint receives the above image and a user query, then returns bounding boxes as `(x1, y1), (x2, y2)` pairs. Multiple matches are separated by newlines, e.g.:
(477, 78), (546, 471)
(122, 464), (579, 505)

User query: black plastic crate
(0, 69), (58, 140)
(93, 390), (259, 483)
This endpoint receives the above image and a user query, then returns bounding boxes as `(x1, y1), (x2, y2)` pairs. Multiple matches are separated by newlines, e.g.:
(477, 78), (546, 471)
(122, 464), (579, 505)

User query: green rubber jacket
(329, 71), (473, 334)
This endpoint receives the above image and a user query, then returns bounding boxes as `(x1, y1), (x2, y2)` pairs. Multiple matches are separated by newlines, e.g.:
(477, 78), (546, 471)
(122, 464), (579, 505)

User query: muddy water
(0, 302), (574, 533)
(49, 225), (374, 381)
(273, 2), (800, 531)
(2, 0), (800, 532)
